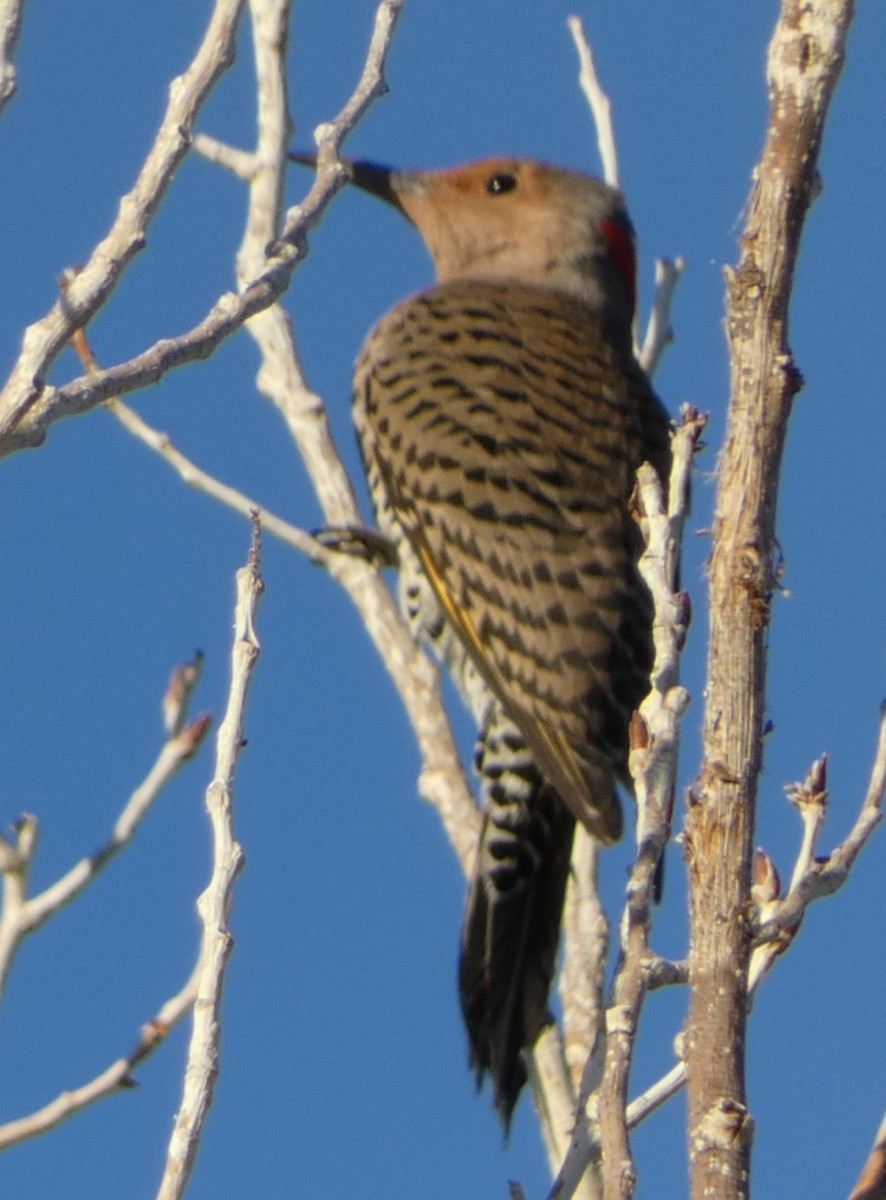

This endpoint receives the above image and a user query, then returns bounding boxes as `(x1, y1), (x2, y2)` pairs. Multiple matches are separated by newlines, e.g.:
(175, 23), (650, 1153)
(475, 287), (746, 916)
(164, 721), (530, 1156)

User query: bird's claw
(312, 524), (398, 567)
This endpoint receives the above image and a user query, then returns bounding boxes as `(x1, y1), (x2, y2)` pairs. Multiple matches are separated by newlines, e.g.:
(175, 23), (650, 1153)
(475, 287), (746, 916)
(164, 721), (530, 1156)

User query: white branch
(566, 15), (619, 189)
(551, 699), (886, 1200)
(567, 17), (681, 384)
(529, 1025), (584, 1178)
(0, 0), (25, 113)
(785, 754), (828, 893)
(201, 0), (480, 868)
(639, 257), (685, 378)
(0, 964), (200, 1149)
(155, 529), (261, 1200)
(560, 829), (607, 1104)
(749, 710), (886, 991)
(107, 398), (330, 564)
(0, 711), (211, 1003)
(192, 132), (257, 180)
(0, 0), (406, 459)
(0, 0), (248, 447)
(548, 408), (704, 1200)
(849, 1107), (886, 1200)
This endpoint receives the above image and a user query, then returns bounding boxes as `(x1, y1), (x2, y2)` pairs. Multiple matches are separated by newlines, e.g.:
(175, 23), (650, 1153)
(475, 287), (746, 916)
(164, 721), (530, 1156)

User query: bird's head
(339, 155), (637, 333)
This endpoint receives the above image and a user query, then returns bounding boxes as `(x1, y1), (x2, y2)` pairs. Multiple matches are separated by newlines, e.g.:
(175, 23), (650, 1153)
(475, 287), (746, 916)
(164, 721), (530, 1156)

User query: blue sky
(0, 2), (884, 1197)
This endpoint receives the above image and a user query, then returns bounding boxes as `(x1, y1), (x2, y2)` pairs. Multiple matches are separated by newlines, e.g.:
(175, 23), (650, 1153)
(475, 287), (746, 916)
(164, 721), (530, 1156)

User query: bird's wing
(355, 281), (670, 835)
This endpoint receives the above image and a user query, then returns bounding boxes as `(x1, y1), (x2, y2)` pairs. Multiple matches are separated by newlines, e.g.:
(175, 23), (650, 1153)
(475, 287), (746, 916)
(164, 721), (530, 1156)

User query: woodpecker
(341, 156), (671, 1128)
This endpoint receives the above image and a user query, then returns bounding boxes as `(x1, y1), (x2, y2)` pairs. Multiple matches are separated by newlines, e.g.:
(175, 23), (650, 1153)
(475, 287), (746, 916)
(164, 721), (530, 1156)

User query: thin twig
(0, 0), (248, 449)
(559, 828), (607, 1104)
(0, 0), (407, 460)
(205, 0), (480, 869)
(0, 964), (200, 1148)
(554, 24), (683, 1185)
(164, 652), (206, 736)
(192, 132), (257, 180)
(0, 714), (211, 1003)
(154, 526), (261, 1200)
(0, 0), (25, 113)
(548, 408), (702, 1200)
(551, 699), (886, 1200)
(595, 409), (700, 1200)
(548, 28), (625, 1187)
(107, 397), (331, 565)
(542, 24), (622, 1182)
(528, 1023), (586, 1180)
(785, 754), (829, 893)
(849, 1108), (886, 1200)
(566, 15), (619, 189)
(639, 258), (685, 378)
(749, 709), (886, 989)
(568, 16), (681, 384)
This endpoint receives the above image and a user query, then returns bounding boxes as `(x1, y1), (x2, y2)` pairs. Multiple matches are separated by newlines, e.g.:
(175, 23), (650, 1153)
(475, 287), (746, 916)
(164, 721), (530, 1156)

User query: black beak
(289, 152), (421, 215)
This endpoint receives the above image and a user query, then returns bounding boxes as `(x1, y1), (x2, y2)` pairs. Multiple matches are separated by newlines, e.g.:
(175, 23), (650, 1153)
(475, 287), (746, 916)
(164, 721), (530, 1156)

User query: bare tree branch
(0, 0), (406, 461)
(568, 14), (682, 378)
(559, 828), (607, 1103)
(749, 709), (886, 988)
(597, 409), (700, 1200)
(686, 3), (856, 1196)
(0, 0), (248, 448)
(191, 132), (256, 180)
(550, 694), (886, 1200)
(529, 1023), (586, 1182)
(0, 964), (200, 1149)
(549, 27), (688, 1189)
(164, 653), (207, 736)
(155, 526), (261, 1200)
(547, 407), (702, 1200)
(850, 1109), (886, 1200)
(0, 708), (211, 1003)
(0, 0), (24, 114)
(107, 397), (331, 565)
(196, 0), (479, 871)
(105, 396), (477, 863)
(567, 15), (619, 189)
(639, 258), (685, 378)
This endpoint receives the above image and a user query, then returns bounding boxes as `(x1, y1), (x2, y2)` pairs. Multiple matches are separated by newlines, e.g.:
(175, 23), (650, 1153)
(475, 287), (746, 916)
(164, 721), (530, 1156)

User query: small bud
(163, 651), (205, 734)
(785, 753), (828, 811)
(674, 589), (692, 649)
(629, 710), (649, 751)
(176, 712), (213, 760)
(662, 782), (676, 824)
(628, 481), (644, 523)
(141, 1018), (169, 1044)
(808, 753), (828, 796)
(676, 589), (691, 628)
(751, 848), (780, 908)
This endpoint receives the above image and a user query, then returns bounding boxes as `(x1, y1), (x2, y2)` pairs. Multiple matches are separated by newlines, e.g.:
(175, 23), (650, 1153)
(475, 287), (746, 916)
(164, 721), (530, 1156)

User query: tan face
(390, 157), (636, 321)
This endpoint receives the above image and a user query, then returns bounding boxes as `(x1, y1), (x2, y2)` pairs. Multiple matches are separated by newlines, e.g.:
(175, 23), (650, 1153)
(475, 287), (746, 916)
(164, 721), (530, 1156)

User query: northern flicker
(337, 155), (671, 1127)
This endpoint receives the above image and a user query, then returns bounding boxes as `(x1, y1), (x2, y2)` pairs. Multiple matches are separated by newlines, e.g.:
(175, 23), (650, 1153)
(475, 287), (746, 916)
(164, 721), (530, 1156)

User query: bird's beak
(290, 152), (427, 224)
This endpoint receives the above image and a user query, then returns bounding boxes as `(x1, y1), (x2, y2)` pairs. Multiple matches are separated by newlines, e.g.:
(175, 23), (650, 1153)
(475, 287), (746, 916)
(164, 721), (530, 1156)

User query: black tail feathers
(458, 781), (576, 1130)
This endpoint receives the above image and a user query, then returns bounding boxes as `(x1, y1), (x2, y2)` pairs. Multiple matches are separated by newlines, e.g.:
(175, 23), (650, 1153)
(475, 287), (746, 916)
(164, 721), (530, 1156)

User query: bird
(333, 154), (672, 1129)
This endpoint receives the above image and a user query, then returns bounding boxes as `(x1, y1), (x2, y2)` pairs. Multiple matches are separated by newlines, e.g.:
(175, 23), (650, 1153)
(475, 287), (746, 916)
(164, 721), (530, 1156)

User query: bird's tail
(458, 719), (577, 1131)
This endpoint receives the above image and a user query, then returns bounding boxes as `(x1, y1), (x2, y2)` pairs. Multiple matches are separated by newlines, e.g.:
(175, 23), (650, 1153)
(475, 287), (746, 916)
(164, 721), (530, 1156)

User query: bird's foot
(312, 524), (398, 567)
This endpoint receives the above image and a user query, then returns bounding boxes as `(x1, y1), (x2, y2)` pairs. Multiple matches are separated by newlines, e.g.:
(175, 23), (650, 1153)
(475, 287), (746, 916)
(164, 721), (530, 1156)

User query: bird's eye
(486, 172), (517, 195)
